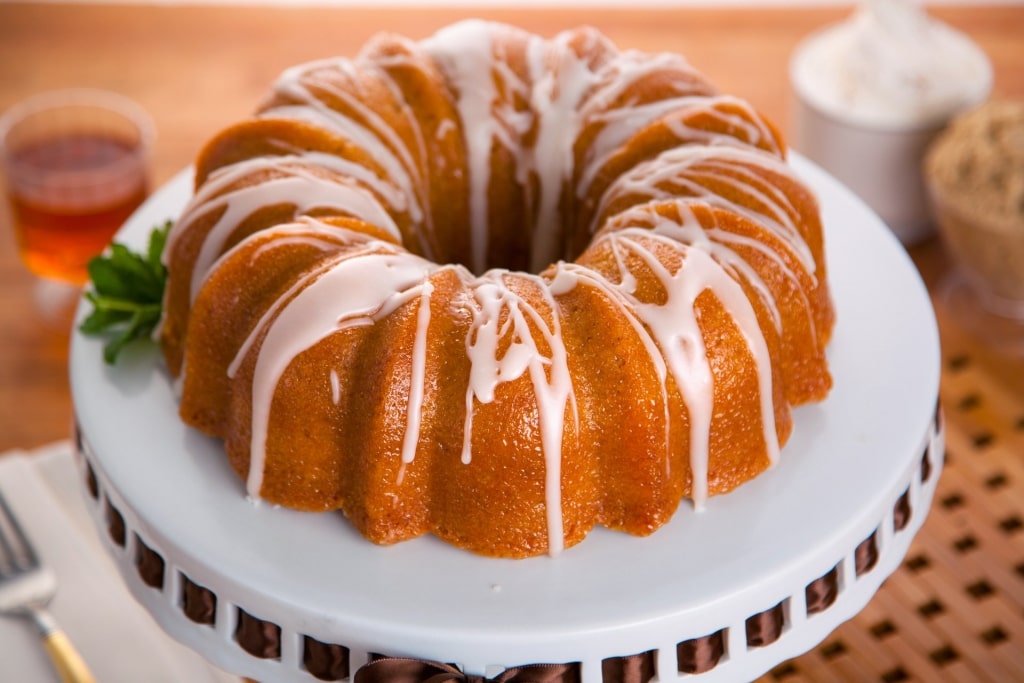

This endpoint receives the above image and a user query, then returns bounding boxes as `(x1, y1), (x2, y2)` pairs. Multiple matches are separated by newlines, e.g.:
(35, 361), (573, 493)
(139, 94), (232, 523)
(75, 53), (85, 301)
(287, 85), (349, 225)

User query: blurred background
(0, 4), (1022, 680)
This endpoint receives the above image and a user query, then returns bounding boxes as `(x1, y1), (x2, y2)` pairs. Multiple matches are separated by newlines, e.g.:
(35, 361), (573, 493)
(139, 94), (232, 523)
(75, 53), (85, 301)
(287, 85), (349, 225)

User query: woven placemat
(757, 292), (1024, 682)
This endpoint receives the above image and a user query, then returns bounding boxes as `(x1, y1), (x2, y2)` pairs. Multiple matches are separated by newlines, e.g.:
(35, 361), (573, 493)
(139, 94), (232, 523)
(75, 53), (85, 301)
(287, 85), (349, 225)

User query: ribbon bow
(354, 658), (580, 683)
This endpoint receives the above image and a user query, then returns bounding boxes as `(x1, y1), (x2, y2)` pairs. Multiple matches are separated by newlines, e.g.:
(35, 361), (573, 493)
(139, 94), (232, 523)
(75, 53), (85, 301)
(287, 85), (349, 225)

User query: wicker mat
(758, 294), (1024, 682)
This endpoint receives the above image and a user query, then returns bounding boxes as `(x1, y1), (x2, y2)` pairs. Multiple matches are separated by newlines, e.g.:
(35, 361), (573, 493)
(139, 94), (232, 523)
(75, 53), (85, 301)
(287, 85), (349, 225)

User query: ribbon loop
(355, 658), (464, 683)
(354, 657), (580, 683)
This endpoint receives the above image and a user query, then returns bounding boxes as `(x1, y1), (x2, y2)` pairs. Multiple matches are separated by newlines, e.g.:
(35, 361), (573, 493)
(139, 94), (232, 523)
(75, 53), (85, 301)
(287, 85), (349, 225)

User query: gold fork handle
(28, 607), (96, 683)
(43, 629), (97, 683)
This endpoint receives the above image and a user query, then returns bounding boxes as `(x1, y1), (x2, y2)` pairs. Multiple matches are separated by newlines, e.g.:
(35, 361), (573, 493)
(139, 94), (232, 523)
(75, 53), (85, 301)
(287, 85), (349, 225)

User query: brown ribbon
(355, 658), (580, 683)
(805, 567), (839, 615)
(893, 490), (912, 532)
(745, 602), (784, 648)
(602, 650), (655, 682)
(677, 632), (724, 675)
(855, 532), (879, 576)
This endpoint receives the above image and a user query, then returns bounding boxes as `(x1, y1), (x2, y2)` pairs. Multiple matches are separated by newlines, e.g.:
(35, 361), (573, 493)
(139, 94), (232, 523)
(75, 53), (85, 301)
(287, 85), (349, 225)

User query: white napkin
(0, 442), (238, 683)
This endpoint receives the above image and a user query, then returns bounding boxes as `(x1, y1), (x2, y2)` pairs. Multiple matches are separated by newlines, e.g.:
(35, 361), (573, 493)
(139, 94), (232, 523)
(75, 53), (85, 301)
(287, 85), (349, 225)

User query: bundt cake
(160, 19), (835, 558)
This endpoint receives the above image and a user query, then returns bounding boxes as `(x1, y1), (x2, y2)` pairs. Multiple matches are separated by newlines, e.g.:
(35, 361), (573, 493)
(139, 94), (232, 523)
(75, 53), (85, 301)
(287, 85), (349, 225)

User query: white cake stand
(70, 154), (943, 683)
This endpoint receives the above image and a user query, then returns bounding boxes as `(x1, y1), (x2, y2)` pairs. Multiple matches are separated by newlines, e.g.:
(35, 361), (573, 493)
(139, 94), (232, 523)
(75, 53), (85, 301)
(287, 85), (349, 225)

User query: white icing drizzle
(549, 206), (780, 508)
(258, 103), (422, 227)
(610, 224), (780, 506)
(436, 117), (456, 141)
(460, 269), (576, 554)
(547, 262), (674, 470)
(421, 22), (499, 274)
(525, 31), (603, 273)
(260, 65), (429, 234)
(423, 22), (606, 273)
(593, 145), (822, 339)
(359, 47), (440, 260)
(173, 157), (402, 302)
(396, 277), (434, 485)
(576, 95), (782, 205)
(170, 20), (826, 555)
(330, 369), (341, 405)
(229, 223), (581, 551)
(225, 219), (387, 380)
(240, 241), (438, 497)
(598, 145), (814, 275)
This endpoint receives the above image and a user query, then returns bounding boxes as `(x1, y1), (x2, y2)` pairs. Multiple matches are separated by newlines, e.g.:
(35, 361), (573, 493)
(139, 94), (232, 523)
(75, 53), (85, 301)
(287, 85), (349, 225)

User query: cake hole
(805, 565), (839, 615)
(180, 574), (216, 626)
(746, 601), (785, 648)
(676, 629), (725, 674)
(235, 608), (281, 659)
(855, 531), (879, 576)
(105, 500), (125, 547)
(893, 489), (911, 532)
(303, 636), (350, 681)
(134, 535), (165, 589)
(601, 649), (655, 683)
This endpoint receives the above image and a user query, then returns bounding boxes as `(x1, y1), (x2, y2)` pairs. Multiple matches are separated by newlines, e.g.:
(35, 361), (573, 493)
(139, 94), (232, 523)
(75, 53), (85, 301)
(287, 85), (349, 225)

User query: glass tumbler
(0, 89), (154, 286)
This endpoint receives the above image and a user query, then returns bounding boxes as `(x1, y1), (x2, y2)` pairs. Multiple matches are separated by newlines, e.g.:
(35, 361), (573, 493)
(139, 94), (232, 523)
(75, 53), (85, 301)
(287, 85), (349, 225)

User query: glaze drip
(461, 270), (577, 553)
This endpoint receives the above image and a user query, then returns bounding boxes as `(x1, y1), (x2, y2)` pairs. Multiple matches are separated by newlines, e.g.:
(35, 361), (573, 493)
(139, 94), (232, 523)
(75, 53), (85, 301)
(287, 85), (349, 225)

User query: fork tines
(0, 490), (38, 576)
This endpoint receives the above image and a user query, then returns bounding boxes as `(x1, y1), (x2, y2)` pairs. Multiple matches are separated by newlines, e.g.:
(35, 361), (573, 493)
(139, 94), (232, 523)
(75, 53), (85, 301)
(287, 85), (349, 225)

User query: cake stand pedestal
(71, 155), (942, 682)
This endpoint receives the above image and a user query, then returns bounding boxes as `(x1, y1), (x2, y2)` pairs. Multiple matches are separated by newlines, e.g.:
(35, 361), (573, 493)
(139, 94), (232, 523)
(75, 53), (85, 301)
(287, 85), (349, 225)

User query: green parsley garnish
(79, 221), (171, 364)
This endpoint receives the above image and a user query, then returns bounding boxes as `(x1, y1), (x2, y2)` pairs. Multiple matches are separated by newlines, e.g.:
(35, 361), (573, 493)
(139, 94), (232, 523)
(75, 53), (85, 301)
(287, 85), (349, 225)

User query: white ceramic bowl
(789, 18), (992, 246)
(790, 102), (943, 246)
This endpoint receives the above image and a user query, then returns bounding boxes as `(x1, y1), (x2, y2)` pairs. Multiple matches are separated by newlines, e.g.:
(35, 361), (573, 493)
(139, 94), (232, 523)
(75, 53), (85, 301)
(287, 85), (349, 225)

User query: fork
(0, 489), (96, 683)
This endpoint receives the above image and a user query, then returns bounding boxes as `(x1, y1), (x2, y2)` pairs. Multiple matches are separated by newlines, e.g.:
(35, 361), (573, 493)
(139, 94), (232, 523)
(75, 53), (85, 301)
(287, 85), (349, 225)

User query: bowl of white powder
(789, 0), (991, 246)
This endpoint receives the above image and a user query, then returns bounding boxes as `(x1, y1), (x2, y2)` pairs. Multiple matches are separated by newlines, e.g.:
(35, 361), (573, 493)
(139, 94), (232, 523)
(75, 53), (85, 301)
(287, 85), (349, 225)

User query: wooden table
(1, 4), (1023, 682)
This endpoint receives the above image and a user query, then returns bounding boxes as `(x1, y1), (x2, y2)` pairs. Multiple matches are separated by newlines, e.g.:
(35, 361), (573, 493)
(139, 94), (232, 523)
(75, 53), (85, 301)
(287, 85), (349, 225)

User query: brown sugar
(925, 100), (1024, 308)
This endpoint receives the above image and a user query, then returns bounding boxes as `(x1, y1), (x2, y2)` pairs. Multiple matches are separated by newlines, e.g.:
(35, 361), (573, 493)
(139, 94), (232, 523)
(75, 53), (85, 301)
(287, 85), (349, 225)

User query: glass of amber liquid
(1, 89), (153, 288)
